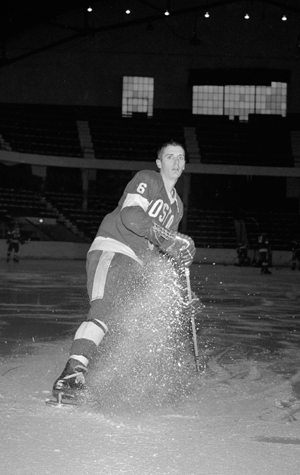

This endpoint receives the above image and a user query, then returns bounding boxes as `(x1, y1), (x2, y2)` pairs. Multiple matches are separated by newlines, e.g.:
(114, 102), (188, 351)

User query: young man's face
(156, 144), (185, 180)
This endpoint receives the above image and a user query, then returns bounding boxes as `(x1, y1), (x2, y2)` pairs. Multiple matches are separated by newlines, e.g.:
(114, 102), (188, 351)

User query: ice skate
(46, 359), (87, 407)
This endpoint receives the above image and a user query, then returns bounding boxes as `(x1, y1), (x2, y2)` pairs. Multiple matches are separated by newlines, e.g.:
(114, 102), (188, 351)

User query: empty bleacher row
(244, 210), (300, 251)
(186, 208), (237, 249)
(0, 103), (82, 157)
(0, 103), (296, 167)
(0, 104), (186, 162)
(82, 107), (187, 161)
(195, 115), (293, 167)
(0, 187), (87, 242)
(1, 186), (300, 251)
(186, 208), (300, 250)
(0, 187), (57, 220)
(44, 191), (117, 240)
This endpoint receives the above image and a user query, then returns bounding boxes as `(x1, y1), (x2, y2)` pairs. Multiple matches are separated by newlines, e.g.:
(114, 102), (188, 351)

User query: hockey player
(291, 239), (300, 271)
(258, 232), (271, 274)
(51, 140), (196, 403)
(6, 222), (22, 263)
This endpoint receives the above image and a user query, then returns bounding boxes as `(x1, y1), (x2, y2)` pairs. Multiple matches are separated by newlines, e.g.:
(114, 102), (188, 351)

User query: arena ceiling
(1, 0), (300, 39)
(0, 0), (300, 67)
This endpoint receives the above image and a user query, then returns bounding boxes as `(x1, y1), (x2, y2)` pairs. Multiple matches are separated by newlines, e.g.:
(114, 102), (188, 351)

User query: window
(192, 82), (287, 120)
(224, 85), (255, 121)
(122, 76), (154, 117)
(256, 82), (287, 117)
(193, 85), (223, 116)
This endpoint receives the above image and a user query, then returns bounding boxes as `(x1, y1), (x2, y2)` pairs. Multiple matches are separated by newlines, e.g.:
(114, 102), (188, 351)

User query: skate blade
(45, 397), (78, 408)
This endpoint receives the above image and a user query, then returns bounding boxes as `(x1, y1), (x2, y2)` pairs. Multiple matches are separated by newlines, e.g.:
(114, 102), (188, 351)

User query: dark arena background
(1, 2), (300, 475)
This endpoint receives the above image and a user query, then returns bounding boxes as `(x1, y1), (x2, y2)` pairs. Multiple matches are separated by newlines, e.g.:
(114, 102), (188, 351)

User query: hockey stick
(184, 267), (200, 372)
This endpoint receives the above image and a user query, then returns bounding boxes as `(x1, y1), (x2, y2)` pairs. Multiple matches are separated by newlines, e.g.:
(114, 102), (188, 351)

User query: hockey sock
(69, 319), (108, 366)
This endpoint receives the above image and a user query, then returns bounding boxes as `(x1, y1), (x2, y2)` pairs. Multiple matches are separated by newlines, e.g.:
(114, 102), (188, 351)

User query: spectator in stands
(50, 140), (197, 405)
(291, 239), (300, 271)
(257, 232), (272, 274)
(6, 222), (22, 263)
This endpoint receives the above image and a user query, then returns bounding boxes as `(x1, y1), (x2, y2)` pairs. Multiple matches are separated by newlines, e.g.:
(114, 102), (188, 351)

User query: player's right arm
(120, 171), (195, 266)
(119, 171), (160, 242)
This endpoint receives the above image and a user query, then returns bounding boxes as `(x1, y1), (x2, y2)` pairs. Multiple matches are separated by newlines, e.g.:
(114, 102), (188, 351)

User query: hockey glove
(179, 245), (196, 267)
(184, 292), (202, 316)
(150, 222), (196, 267)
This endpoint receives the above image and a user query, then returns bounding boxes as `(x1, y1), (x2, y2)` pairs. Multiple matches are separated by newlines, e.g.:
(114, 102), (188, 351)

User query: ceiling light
(87, 6), (93, 13)
(204, 12), (210, 18)
(244, 13), (250, 19)
(164, 10), (170, 16)
(282, 15), (287, 21)
(125, 9), (131, 14)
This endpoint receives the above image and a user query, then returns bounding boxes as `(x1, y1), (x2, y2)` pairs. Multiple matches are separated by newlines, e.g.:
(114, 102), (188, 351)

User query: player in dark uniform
(51, 140), (196, 404)
(291, 239), (300, 270)
(6, 222), (22, 263)
(258, 232), (271, 274)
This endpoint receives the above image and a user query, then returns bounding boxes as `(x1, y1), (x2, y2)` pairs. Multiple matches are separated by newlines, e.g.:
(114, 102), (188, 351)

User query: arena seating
(0, 104), (299, 250)
(195, 114), (293, 167)
(244, 210), (300, 251)
(0, 103), (82, 158)
(1, 185), (300, 250)
(0, 187), (86, 242)
(0, 187), (57, 220)
(44, 190), (117, 240)
(186, 208), (237, 249)
(87, 108), (186, 161)
(0, 103), (294, 167)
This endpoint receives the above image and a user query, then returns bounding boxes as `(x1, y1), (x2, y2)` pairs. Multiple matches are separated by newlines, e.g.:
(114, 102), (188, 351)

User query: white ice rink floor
(1, 259), (300, 475)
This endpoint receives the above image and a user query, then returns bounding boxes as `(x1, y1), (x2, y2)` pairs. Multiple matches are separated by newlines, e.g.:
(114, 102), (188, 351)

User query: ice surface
(1, 261), (300, 474)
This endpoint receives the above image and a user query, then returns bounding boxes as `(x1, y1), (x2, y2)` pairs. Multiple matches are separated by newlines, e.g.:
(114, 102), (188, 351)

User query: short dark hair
(157, 140), (185, 160)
